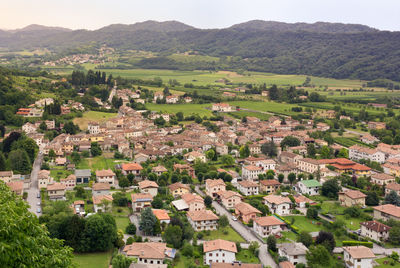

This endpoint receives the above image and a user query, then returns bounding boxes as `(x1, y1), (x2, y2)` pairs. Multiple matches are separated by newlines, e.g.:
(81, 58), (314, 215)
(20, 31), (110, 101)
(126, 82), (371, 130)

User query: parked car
(37, 207), (41, 213)
(232, 216), (237, 221)
(37, 193), (41, 198)
(37, 202), (41, 206)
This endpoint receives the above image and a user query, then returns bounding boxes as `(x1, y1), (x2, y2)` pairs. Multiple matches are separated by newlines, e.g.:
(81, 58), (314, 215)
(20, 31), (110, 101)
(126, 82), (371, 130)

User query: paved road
(195, 186), (278, 268)
(26, 152), (43, 216)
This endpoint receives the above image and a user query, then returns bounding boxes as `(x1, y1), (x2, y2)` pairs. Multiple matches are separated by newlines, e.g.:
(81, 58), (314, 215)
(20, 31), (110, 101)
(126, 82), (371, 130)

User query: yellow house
(90, 135), (104, 142)
(168, 182), (190, 198)
(63, 143), (74, 153)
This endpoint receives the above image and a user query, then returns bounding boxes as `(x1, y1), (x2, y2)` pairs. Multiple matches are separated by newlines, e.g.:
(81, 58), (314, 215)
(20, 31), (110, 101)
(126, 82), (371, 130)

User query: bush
(125, 223), (137, 235)
(342, 241), (373, 248)
(126, 237), (134, 245)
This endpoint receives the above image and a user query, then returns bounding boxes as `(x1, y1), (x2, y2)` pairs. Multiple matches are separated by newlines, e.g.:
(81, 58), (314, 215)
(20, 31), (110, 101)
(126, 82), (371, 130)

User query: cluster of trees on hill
(0, 132), (38, 174)
(71, 70), (113, 86)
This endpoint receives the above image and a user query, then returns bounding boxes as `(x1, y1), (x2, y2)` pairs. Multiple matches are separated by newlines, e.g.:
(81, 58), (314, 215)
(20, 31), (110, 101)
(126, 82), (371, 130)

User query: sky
(1, 0), (400, 31)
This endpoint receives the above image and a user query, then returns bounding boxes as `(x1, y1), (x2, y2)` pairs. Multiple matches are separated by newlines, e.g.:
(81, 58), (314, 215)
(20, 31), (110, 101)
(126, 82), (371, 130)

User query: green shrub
(342, 241), (373, 248)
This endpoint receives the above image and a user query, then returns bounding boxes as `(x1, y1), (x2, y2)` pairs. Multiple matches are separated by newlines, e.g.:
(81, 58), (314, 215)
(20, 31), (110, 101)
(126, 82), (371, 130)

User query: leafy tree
(306, 245), (332, 267)
(90, 142), (102, 157)
(8, 149), (31, 174)
(239, 145), (250, 158)
(125, 223), (137, 235)
(278, 173), (284, 183)
(112, 192), (129, 207)
(152, 196), (164, 209)
(267, 235), (277, 252)
(176, 112), (184, 121)
(218, 215), (229, 228)
(389, 226), (400, 246)
(261, 140), (277, 157)
(204, 195), (213, 208)
(163, 225), (183, 248)
(0, 152), (7, 171)
(280, 136), (300, 148)
(205, 149), (216, 161)
(337, 148), (349, 158)
(288, 173), (296, 184)
(181, 242), (194, 257)
(112, 254), (132, 268)
(81, 214), (117, 252)
(127, 173), (135, 185)
(321, 179), (340, 198)
(365, 191), (379, 206)
(298, 231), (313, 248)
(139, 207), (157, 236)
(320, 146), (333, 159)
(307, 143), (316, 157)
(74, 186), (86, 198)
(221, 154), (234, 166)
(306, 207), (318, 220)
(315, 231), (335, 252)
(118, 177), (130, 189)
(385, 190), (400, 206)
(0, 182), (74, 267)
(63, 121), (79, 134)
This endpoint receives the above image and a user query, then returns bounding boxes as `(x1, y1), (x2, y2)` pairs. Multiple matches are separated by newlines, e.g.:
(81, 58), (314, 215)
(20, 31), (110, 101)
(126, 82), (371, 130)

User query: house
(321, 158), (371, 175)
(235, 202), (261, 224)
(88, 122), (100, 134)
(206, 179), (226, 198)
(338, 190), (366, 207)
(264, 195), (291, 215)
(385, 183), (400, 196)
(72, 200), (85, 216)
(203, 239), (237, 264)
(123, 242), (175, 264)
(349, 145), (386, 164)
(173, 163), (195, 178)
(152, 165), (168, 176)
(75, 169), (91, 184)
(210, 264), (262, 268)
(238, 180), (259, 196)
(297, 158), (324, 174)
(279, 151), (303, 164)
(360, 221), (391, 241)
(187, 210), (219, 231)
(279, 262), (295, 268)
(293, 195), (316, 208)
(371, 173), (395, 186)
(217, 190), (243, 209)
(184, 151), (206, 163)
(55, 157), (67, 166)
(0, 171), (13, 183)
(278, 243), (308, 266)
(152, 209), (171, 224)
(181, 193), (205, 212)
(166, 95), (179, 104)
(131, 193), (153, 212)
(134, 153), (149, 163)
(60, 174), (76, 190)
(122, 163), (143, 179)
(153, 92), (164, 102)
(7, 181), (24, 196)
(47, 183), (66, 200)
(368, 121), (386, 130)
(361, 135), (379, 145)
(167, 182), (190, 198)
(38, 170), (52, 189)
(259, 180), (281, 194)
(253, 216), (286, 238)
(373, 204), (400, 221)
(241, 165), (263, 181)
(92, 182), (111, 196)
(343, 246), (375, 268)
(212, 103), (234, 112)
(139, 180), (159, 197)
(96, 169), (116, 186)
(297, 180), (321, 196)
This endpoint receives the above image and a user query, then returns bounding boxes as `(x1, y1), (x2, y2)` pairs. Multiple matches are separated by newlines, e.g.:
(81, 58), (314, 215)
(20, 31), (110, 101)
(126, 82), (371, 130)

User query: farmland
(73, 111), (117, 130)
(145, 103), (213, 117)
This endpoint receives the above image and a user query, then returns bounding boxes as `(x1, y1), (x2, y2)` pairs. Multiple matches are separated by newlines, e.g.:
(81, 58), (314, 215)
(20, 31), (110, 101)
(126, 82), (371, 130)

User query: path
(195, 186), (278, 268)
(26, 152), (43, 216)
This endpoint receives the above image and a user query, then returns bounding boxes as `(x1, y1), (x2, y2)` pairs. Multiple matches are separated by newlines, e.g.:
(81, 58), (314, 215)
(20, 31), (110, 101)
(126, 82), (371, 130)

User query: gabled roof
(264, 195), (291, 205)
(95, 169), (115, 177)
(92, 182), (110, 191)
(139, 180), (159, 189)
(260, 179), (281, 186)
(92, 194), (113, 205)
(187, 210), (218, 221)
(278, 242), (308, 256)
(203, 239), (237, 253)
(238, 180), (259, 188)
(168, 182), (190, 191)
(131, 193), (153, 203)
(122, 163), (143, 171)
(360, 220), (391, 233)
(339, 190), (366, 199)
(373, 204), (400, 218)
(206, 179), (226, 188)
(123, 242), (174, 259)
(152, 209), (170, 221)
(254, 216), (285, 227)
(217, 190), (242, 200)
(47, 182), (66, 191)
(299, 179), (321, 188)
(235, 202), (261, 215)
(343, 246), (375, 259)
(75, 169), (91, 177)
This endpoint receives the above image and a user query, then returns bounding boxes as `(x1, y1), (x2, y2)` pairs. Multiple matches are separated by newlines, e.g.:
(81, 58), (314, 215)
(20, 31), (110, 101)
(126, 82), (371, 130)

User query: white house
(123, 242), (175, 264)
(360, 221), (391, 242)
(138, 180), (159, 197)
(253, 216), (286, 238)
(349, 145), (386, 164)
(212, 103), (234, 112)
(203, 239), (237, 265)
(187, 210), (219, 231)
(297, 180), (321, 196)
(238, 180), (259, 196)
(263, 195), (291, 215)
(343, 246), (375, 268)
(242, 165), (263, 181)
(278, 243), (308, 266)
(95, 169), (116, 186)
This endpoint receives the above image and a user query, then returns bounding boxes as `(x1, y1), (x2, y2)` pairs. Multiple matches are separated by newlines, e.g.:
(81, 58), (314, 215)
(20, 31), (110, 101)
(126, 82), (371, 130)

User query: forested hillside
(1, 20), (400, 81)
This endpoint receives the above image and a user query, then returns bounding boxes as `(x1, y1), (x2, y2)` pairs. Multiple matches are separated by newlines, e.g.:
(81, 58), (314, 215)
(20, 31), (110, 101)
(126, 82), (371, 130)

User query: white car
(232, 216), (237, 221)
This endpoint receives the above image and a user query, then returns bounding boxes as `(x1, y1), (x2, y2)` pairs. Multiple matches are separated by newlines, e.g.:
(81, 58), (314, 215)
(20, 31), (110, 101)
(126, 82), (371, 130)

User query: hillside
(1, 20), (400, 81)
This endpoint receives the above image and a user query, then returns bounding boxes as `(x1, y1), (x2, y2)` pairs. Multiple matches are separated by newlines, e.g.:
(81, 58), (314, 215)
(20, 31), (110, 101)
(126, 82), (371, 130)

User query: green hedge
(342, 241), (373, 248)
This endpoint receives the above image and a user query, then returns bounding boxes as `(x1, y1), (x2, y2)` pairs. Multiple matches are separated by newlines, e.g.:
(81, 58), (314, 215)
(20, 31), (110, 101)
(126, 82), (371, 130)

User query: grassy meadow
(73, 111), (117, 130)
(73, 251), (112, 268)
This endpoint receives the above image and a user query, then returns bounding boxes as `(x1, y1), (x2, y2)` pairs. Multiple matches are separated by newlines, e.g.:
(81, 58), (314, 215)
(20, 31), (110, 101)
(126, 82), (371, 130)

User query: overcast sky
(1, 0), (400, 31)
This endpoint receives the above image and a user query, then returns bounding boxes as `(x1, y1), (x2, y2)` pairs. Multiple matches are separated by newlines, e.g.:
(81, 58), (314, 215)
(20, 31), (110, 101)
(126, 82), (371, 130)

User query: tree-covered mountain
(1, 20), (400, 81)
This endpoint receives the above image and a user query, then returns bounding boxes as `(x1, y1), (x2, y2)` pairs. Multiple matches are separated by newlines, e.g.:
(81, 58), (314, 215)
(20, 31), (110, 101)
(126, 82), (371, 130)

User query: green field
(76, 156), (128, 172)
(73, 251), (112, 268)
(145, 103), (213, 117)
(228, 110), (272, 121)
(229, 100), (298, 116)
(376, 257), (400, 268)
(334, 137), (374, 148)
(115, 217), (130, 232)
(73, 111), (117, 130)
(202, 226), (245, 243)
(283, 216), (324, 233)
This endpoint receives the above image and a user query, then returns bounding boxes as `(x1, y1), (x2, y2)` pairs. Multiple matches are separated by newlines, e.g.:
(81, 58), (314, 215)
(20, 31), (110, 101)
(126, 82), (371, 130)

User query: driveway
(26, 152), (43, 216)
(195, 186), (278, 268)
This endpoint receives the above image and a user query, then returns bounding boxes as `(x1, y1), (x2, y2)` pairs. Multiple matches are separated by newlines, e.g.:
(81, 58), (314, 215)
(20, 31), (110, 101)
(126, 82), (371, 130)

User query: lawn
(236, 249), (260, 264)
(114, 216), (130, 232)
(145, 103), (213, 117)
(376, 257), (400, 268)
(76, 156), (128, 171)
(50, 168), (73, 181)
(73, 251), (112, 268)
(73, 111), (117, 130)
(277, 231), (298, 243)
(321, 202), (367, 231)
(202, 226), (245, 243)
(173, 254), (204, 268)
(283, 216), (324, 233)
